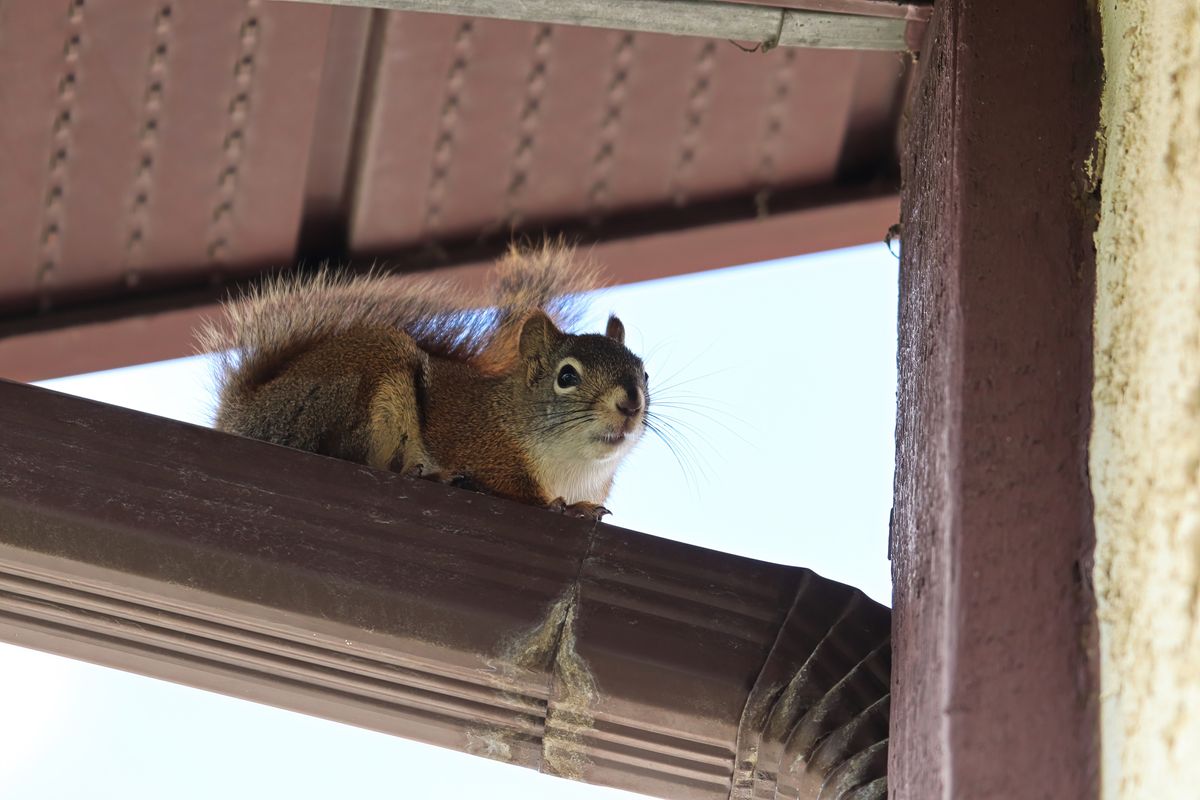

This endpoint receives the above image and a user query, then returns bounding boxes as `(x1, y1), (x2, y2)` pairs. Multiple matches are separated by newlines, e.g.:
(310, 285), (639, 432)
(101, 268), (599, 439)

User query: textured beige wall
(1092, 1), (1200, 798)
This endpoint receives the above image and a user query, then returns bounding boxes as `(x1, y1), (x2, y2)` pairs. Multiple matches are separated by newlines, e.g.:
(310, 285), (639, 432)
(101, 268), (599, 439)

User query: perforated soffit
(0, 0), (914, 377)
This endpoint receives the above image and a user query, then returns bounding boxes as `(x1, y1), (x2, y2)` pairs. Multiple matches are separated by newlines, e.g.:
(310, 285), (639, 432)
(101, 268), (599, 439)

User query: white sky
(0, 243), (898, 799)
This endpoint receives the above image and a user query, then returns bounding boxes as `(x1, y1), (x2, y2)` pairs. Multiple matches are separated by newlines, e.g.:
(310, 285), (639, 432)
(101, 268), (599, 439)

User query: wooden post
(890, 1), (1101, 797)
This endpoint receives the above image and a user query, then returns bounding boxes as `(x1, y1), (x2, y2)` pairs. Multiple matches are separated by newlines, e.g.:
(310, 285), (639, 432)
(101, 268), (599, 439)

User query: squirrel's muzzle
(616, 387), (644, 419)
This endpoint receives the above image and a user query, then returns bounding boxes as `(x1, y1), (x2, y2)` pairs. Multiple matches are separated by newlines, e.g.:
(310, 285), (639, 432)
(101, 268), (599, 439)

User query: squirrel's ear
(605, 315), (625, 345)
(519, 311), (562, 358)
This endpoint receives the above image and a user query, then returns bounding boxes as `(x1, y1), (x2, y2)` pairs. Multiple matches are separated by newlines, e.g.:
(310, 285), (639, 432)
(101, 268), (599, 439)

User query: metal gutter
(273, 0), (915, 50)
(0, 379), (890, 799)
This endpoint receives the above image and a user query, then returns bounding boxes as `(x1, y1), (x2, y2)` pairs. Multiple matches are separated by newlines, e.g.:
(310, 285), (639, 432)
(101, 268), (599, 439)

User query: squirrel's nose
(616, 389), (643, 418)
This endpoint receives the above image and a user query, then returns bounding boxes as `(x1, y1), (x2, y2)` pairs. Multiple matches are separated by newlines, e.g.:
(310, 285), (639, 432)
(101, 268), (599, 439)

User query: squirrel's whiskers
(631, 351), (749, 500)
(198, 242), (651, 521)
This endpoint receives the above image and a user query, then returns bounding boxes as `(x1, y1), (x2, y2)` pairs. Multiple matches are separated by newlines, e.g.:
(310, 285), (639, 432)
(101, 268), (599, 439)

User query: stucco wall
(1092, 1), (1200, 798)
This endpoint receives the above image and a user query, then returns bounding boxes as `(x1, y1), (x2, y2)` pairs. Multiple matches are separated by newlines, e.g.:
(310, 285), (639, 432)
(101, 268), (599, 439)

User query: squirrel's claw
(547, 497), (611, 521)
(412, 467), (489, 494)
(449, 474), (489, 493)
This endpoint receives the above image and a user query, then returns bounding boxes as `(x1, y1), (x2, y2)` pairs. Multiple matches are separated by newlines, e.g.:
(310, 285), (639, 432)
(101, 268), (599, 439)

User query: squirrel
(198, 242), (649, 520)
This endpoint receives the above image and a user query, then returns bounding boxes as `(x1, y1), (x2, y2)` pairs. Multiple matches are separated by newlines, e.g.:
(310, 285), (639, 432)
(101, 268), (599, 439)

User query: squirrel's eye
(557, 364), (581, 389)
(644, 371), (649, 384)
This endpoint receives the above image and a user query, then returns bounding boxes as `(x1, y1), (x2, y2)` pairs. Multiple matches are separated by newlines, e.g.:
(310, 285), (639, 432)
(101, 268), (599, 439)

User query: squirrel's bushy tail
(472, 240), (599, 369)
(198, 240), (599, 405)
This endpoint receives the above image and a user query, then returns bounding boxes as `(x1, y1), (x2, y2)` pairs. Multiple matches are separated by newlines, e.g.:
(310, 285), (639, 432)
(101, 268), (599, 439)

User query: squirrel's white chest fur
(529, 441), (629, 505)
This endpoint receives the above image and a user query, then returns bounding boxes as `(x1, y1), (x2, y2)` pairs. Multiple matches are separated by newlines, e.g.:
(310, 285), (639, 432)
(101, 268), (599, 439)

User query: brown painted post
(890, 1), (1101, 798)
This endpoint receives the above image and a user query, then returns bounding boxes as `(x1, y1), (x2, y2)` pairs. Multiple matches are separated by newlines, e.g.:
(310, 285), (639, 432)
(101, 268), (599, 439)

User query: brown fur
(199, 243), (649, 513)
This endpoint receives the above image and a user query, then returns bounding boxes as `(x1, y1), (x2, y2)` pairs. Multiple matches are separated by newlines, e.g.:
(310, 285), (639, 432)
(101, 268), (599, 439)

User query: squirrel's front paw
(546, 497), (611, 521)
(404, 463), (454, 482)
(402, 463), (435, 479)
